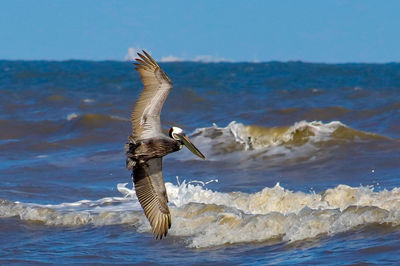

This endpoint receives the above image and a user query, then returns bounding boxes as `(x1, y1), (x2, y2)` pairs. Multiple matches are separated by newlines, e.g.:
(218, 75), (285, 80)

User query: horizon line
(0, 58), (399, 65)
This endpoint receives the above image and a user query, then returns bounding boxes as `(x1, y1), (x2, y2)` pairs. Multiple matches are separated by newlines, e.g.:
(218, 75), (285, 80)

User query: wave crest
(176, 120), (390, 164)
(1, 182), (399, 248)
(67, 113), (129, 127)
(192, 120), (387, 151)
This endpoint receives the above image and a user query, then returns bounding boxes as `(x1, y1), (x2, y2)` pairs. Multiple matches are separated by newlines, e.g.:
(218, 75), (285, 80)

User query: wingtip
(142, 50), (151, 58)
(150, 213), (171, 240)
(143, 50), (158, 66)
(135, 52), (145, 63)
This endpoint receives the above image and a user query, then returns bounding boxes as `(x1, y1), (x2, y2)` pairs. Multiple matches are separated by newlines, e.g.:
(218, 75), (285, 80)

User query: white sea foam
(67, 113), (79, 121)
(171, 120), (385, 165)
(1, 182), (399, 248)
(83, 98), (95, 103)
(66, 113), (129, 123)
(192, 120), (346, 150)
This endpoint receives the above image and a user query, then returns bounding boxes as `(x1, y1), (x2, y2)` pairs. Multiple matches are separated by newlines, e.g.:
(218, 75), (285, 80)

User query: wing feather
(133, 158), (171, 239)
(132, 51), (172, 140)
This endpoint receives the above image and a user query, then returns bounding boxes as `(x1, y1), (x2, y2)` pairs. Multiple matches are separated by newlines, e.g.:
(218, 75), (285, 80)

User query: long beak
(176, 133), (206, 160)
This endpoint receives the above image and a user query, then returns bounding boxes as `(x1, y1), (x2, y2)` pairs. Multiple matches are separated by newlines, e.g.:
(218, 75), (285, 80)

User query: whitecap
(1, 181), (399, 248)
(67, 113), (79, 121)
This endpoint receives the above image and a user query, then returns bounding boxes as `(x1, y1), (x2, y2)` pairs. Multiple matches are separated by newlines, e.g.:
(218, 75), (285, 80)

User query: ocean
(0, 60), (399, 264)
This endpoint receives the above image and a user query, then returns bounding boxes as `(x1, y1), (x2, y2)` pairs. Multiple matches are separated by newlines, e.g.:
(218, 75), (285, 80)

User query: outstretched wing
(132, 51), (173, 140)
(133, 158), (171, 239)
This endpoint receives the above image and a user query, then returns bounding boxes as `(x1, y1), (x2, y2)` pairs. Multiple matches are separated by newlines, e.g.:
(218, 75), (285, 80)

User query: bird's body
(126, 136), (181, 168)
(126, 51), (205, 239)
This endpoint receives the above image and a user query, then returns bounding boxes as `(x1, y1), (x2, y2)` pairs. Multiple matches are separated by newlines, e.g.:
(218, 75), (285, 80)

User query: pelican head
(169, 127), (206, 160)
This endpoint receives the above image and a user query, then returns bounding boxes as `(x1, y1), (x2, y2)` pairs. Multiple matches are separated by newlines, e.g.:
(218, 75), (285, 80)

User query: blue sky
(1, 1), (399, 62)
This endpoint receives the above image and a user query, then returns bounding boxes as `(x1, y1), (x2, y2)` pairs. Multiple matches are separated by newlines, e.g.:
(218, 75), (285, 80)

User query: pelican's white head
(169, 126), (184, 140)
(168, 126), (206, 160)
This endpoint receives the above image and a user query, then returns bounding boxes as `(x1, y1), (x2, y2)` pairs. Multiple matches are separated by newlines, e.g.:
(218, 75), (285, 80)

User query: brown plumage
(127, 51), (205, 239)
(129, 51), (176, 239)
(131, 50), (172, 140)
(133, 158), (171, 239)
(126, 137), (181, 169)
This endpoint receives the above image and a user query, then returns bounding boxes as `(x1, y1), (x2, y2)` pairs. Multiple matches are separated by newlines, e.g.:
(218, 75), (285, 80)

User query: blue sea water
(0, 60), (399, 264)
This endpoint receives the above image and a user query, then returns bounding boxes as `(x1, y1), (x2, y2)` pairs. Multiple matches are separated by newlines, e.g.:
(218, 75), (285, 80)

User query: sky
(1, 0), (399, 63)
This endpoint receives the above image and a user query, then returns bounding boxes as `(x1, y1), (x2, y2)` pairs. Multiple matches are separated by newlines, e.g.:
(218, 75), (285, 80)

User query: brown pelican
(125, 51), (206, 239)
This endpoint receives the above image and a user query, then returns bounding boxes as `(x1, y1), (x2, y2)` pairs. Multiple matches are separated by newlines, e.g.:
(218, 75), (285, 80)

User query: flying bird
(126, 51), (206, 239)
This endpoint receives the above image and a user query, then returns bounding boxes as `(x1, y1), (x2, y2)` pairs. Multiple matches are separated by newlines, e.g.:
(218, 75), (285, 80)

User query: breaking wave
(1, 181), (399, 248)
(67, 113), (129, 127)
(172, 120), (390, 163)
(191, 120), (387, 150)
